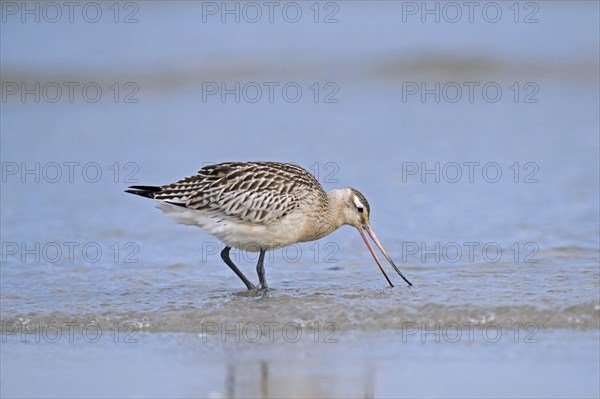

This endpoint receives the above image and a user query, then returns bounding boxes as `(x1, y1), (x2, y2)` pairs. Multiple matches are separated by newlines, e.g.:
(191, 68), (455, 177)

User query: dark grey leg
(220, 247), (255, 290)
(256, 249), (268, 289)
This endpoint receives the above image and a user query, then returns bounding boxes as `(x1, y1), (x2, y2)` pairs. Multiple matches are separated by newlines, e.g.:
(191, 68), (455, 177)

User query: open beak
(357, 225), (413, 287)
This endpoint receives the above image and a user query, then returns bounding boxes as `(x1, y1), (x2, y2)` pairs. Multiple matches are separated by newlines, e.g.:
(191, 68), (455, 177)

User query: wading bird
(126, 162), (412, 290)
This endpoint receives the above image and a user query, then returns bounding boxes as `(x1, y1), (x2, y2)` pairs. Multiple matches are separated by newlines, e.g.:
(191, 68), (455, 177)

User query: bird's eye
(357, 207), (364, 213)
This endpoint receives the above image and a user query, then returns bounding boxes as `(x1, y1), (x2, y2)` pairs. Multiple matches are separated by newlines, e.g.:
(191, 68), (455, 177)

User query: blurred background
(1, 1), (599, 398)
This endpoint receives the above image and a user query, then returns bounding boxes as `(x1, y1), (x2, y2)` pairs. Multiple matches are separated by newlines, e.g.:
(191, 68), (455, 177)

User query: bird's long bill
(358, 225), (413, 287)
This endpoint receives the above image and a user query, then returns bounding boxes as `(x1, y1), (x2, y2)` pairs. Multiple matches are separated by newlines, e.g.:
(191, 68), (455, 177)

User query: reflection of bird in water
(224, 361), (268, 398)
(126, 162), (412, 289)
(260, 361), (268, 398)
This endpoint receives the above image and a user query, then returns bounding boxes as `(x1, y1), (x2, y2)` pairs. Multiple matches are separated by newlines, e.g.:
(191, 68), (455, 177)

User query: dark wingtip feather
(125, 185), (161, 199)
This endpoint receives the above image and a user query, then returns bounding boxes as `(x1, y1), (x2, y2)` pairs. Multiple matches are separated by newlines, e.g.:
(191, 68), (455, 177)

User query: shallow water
(2, 329), (599, 398)
(1, 248), (598, 332)
(1, 1), (599, 397)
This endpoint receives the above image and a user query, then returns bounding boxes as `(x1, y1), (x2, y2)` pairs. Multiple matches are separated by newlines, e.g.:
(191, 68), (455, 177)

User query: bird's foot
(249, 286), (273, 296)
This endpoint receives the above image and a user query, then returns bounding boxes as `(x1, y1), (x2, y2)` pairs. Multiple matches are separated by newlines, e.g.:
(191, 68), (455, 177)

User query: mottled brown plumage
(155, 162), (327, 224)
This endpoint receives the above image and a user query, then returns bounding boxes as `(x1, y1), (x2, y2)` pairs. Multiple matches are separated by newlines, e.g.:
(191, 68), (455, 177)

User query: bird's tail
(125, 185), (162, 199)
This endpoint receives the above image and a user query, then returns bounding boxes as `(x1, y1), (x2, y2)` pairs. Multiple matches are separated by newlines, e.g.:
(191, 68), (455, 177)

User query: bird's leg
(256, 249), (268, 290)
(220, 247), (256, 290)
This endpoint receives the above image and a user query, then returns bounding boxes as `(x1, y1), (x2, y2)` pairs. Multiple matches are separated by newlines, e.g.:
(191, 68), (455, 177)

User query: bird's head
(341, 188), (371, 228)
(334, 188), (412, 287)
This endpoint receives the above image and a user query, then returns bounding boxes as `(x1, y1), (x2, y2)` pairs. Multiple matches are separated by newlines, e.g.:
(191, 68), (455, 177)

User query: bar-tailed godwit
(126, 162), (412, 290)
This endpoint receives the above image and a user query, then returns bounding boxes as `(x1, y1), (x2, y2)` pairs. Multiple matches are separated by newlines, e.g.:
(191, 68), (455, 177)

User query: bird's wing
(153, 162), (325, 224)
